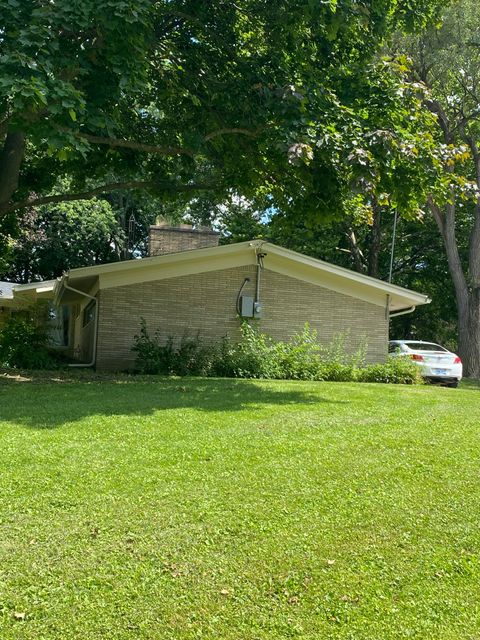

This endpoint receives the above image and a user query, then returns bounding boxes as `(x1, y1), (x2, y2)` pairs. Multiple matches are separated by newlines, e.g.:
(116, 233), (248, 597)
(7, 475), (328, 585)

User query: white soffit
(63, 240), (429, 313)
(97, 248), (254, 290)
(263, 248), (429, 311)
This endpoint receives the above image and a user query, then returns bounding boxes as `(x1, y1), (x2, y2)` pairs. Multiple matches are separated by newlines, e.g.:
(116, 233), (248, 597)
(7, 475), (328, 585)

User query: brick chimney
(148, 223), (220, 257)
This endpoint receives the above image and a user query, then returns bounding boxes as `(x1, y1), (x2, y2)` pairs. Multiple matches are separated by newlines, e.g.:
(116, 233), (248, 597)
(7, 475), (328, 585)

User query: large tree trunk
(429, 196), (480, 378)
(461, 141), (480, 378)
(0, 131), (25, 215)
(458, 290), (480, 378)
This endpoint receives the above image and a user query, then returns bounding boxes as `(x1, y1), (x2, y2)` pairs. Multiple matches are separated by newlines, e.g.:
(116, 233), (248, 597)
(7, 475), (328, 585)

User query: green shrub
(317, 362), (357, 382)
(318, 331), (367, 367)
(0, 314), (58, 369)
(132, 319), (213, 376)
(132, 319), (422, 385)
(357, 356), (424, 385)
(211, 322), (283, 379)
(212, 323), (369, 382)
(272, 325), (324, 380)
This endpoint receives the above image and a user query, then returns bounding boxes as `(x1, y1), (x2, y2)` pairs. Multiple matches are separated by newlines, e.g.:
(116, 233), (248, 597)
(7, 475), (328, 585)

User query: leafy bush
(317, 362), (357, 382)
(0, 314), (58, 369)
(132, 319), (422, 385)
(132, 318), (213, 376)
(210, 323), (284, 379)
(357, 357), (424, 385)
(211, 323), (368, 381)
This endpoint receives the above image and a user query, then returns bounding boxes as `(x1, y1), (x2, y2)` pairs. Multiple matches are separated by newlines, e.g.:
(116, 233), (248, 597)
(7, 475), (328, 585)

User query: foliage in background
(394, 0), (480, 377)
(132, 320), (422, 384)
(0, 0), (447, 236)
(2, 198), (120, 282)
(1, 0), (469, 369)
(0, 312), (58, 369)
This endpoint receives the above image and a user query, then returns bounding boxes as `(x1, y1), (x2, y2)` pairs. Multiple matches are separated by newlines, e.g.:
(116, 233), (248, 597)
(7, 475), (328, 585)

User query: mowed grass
(0, 375), (479, 639)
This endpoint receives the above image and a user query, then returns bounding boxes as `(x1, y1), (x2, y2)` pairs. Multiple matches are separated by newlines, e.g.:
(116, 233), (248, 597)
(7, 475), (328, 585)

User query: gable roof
(57, 240), (430, 313)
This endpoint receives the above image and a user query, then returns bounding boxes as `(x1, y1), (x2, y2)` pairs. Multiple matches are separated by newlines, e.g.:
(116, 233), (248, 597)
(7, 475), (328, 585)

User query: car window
(404, 342), (447, 352)
(388, 343), (402, 353)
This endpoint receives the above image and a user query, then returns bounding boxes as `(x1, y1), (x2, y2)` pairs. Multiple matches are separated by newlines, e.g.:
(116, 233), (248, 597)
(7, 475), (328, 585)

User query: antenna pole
(388, 209), (398, 283)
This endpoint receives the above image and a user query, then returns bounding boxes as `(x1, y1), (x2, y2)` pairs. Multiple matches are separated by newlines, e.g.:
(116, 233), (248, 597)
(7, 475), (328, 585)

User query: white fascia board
(67, 240), (256, 282)
(63, 238), (429, 311)
(7, 279), (59, 306)
(262, 243), (430, 310)
(98, 248), (256, 290)
(13, 279), (57, 294)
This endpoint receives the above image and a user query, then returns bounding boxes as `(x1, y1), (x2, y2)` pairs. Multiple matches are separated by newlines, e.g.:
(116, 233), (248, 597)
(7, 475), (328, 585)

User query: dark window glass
(82, 300), (96, 327)
(404, 342), (447, 352)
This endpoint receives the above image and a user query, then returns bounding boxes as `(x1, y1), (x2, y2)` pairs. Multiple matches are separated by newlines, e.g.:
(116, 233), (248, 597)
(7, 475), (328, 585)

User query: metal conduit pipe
(255, 260), (261, 303)
(390, 306), (416, 318)
(63, 280), (98, 368)
(255, 251), (266, 316)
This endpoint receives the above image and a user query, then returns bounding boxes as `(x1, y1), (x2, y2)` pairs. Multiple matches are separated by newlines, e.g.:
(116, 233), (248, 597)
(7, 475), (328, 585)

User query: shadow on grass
(459, 378), (480, 391)
(0, 370), (345, 429)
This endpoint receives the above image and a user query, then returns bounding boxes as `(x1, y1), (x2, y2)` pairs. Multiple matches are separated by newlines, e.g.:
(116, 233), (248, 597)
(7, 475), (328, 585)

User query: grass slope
(0, 376), (479, 639)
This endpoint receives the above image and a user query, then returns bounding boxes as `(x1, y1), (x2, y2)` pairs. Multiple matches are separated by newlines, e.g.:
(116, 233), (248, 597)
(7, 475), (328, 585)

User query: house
(0, 224), (430, 370)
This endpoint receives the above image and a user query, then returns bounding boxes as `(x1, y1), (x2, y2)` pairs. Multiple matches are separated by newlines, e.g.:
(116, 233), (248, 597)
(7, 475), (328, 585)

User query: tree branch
(70, 130), (195, 157)
(345, 227), (366, 273)
(427, 194), (469, 302)
(465, 134), (480, 187)
(60, 125), (260, 157)
(4, 180), (220, 214)
(464, 134), (480, 284)
(427, 194), (445, 234)
(204, 127), (260, 142)
(425, 99), (453, 143)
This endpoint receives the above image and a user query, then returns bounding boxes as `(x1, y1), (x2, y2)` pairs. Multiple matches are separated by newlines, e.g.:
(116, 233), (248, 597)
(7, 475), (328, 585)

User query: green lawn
(0, 374), (479, 639)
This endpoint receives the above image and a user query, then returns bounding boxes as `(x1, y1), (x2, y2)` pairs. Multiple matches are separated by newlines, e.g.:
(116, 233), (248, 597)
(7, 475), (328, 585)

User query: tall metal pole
(388, 208), (398, 283)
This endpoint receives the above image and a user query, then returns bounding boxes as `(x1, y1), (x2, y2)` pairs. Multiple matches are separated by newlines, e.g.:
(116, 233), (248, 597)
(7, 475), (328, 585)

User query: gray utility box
(240, 296), (254, 318)
(240, 296), (262, 318)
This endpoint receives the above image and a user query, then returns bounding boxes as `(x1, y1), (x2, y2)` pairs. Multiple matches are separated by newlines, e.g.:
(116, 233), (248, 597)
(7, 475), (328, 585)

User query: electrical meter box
(240, 296), (254, 318)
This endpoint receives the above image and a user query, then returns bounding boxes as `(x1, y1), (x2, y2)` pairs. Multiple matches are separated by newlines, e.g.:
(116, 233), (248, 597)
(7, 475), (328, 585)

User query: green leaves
(0, 0), (450, 230)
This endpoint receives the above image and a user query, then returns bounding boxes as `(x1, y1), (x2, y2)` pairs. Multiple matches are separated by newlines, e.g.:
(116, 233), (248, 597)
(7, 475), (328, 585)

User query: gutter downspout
(63, 279), (98, 368)
(389, 306), (416, 319)
(254, 247), (266, 317)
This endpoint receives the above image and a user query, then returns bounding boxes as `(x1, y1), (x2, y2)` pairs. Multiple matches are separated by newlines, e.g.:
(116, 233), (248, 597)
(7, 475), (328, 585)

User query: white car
(389, 340), (463, 387)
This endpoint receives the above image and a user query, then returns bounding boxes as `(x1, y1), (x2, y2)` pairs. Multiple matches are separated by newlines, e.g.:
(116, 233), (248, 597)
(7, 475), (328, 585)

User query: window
(82, 300), (96, 327)
(404, 342), (447, 352)
(47, 305), (70, 347)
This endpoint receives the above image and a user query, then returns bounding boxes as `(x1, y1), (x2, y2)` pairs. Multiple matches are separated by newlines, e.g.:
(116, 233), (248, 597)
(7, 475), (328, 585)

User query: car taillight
(410, 354), (424, 362)
(454, 356), (462, 364)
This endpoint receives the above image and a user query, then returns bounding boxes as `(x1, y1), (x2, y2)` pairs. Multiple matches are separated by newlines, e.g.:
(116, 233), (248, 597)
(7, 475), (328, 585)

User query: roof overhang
(56, 240), (430, 314)
(0, 279), (58, 308)
(262, 244), (430, 312)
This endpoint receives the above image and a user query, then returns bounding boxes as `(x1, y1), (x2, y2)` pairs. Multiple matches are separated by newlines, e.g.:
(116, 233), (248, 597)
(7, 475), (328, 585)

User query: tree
(0, 0), (446, 222)
(4, 198), (120, 282)
(397, 0), (480, 377)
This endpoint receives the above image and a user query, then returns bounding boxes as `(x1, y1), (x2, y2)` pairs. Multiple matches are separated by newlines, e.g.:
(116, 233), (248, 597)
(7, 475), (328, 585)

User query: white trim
(99, 251), (253, 290)
(54, 240), (429, 312)
(264, 244), (430, 305)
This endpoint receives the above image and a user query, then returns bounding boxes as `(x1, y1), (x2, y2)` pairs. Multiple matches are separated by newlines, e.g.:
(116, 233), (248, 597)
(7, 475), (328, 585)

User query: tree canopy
(0, 0), (446, 222)
(395, 0), (480, 376)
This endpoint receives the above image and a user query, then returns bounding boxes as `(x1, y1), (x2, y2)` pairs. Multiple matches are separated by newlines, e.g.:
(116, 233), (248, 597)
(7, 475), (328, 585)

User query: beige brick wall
(95, 265), (388, 371)
(148, 226), (219, 256)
